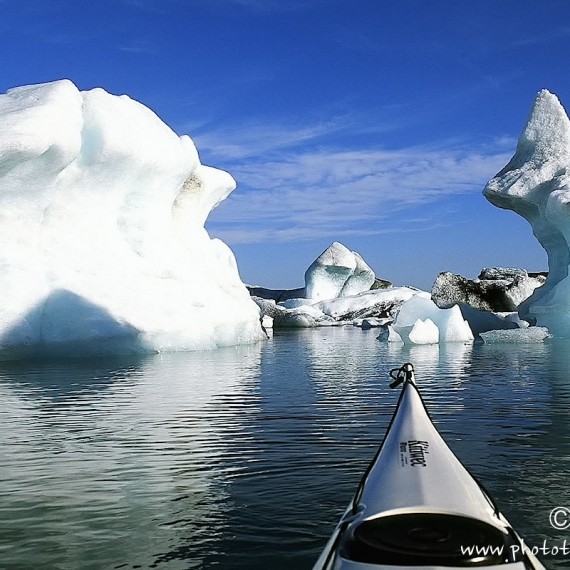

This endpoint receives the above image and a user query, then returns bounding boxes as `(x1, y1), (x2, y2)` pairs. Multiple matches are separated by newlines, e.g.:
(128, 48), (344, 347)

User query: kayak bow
(314, 363), (545, 570)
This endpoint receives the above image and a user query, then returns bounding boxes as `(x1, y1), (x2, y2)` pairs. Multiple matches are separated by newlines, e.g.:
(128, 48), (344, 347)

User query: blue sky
(1, 0), (568, 290)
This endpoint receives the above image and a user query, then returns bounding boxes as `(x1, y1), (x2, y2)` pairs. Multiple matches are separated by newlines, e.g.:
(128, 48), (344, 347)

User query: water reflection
(386, 341), (474, 383)
(0, 330), (568, 569)
(519, 340), (570, 555)
(0, 345), (262, 570)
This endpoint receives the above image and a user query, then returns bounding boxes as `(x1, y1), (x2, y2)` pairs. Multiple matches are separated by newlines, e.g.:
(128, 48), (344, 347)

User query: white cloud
(193, 114), (389, 161)
(202, 128), (512, 244)
(185, 106), (516, 246)
(117, 40), (158, 54)
(195, 122), (339, 160)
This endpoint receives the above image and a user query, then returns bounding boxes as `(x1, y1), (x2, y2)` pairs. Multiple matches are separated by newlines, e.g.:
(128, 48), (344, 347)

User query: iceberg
(385, 295), (474, 344)
(249, 241), (390, 328)
(431, 268), (546, 312)
(479, 327), (551, 344)
(0, 80), (264, 359)
(304, 242), (375, 300)
(314, 287), (419, 320)
(252, 286), (423, 328)
(408, 318), (440, 345)
(484, 89), (570, 337)
(456, 304), (528, 336)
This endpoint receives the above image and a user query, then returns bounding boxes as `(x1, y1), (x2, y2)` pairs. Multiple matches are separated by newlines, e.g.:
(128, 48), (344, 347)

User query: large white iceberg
(0, 80), (264, 358)
(484, 89), (570, 337)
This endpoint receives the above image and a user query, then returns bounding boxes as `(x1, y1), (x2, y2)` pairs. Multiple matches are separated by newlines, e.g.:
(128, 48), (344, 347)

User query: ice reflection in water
(0, 328), (568, 569)
(0, 346), (262, 569)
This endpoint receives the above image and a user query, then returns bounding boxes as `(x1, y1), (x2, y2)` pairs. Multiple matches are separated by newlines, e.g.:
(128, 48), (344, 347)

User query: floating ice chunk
(0, 80), (264, 359)
(432, 268), (546, 312)
(388, 295), (474, 344)
(271, 303), (330, 328)
(408, 318), (439, 344)
(479, 327), (551, 343)
(252, 286), (425, 329)
(304, 242), (375, 300)
(316, 287), (420, 320)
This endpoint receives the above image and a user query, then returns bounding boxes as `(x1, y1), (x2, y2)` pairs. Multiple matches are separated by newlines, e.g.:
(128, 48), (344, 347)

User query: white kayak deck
(313, 365), (546, 570)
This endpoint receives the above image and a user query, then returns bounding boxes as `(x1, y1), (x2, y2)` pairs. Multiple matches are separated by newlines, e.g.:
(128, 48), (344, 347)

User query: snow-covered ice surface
(304, 242), (375, 300)
(315, 287), (418, 319)
(0, 80), (264, 359)
(259, 286), (422, 328)
(484, 89), (570, 337)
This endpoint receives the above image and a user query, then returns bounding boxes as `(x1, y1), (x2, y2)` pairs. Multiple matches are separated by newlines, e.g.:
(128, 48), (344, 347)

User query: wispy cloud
(192, 110), (412, 162)
(117, 39), (158, 54)
(198, 116), (512, 244)
(194, 119), (350, 160)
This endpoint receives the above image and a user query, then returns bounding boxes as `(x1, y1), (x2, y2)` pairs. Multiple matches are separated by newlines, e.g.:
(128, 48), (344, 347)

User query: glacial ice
(315, 287), (418, 319)
(0, 80), (264, 359)
(432, 268), (545, 312)
(479, 327), (551, 343)
(255, 286), (422, 328)
(304, 242), (375, 300)
(484, 89), (570, 337)
(456, 304), (527, 336)
(387, 295), (474, 344)
(408, 318), (440, 344)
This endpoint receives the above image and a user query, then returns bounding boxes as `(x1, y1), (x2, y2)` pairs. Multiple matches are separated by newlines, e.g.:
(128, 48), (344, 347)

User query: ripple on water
(0, 330), (567, 569)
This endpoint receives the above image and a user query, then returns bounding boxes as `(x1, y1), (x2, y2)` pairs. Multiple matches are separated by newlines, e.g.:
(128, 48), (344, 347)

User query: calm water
(0, 327), (569, 570)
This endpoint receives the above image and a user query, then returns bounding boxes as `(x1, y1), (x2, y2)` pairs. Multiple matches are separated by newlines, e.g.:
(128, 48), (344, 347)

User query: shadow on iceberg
(0, 289), (154, 361)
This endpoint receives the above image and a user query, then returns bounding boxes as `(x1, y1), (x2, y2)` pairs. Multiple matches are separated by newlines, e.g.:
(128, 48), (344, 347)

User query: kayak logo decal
(400, 440), (429, 467)
(408, 440), (429, 467)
